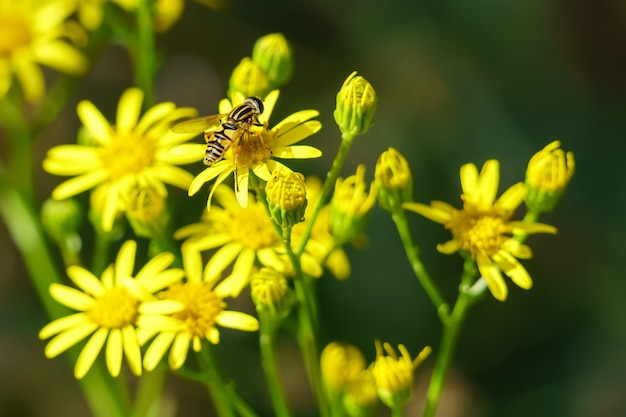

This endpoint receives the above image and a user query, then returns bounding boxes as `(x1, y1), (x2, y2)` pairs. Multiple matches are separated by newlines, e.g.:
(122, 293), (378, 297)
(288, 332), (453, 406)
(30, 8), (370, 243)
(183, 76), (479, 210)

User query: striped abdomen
(204, 122), (242, 166)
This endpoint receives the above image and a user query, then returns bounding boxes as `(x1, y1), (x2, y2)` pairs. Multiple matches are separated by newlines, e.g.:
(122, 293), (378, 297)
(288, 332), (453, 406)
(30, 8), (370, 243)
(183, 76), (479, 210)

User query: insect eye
(247, 97), (264, 114)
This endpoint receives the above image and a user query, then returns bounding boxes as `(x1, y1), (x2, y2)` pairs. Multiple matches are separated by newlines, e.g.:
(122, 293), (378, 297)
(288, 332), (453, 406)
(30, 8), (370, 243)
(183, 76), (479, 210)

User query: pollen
(449, 210), (510, 257)
(0, 16), (31, 55)
(160, 282), (225, 338)
(87, 287), (139, 329)
(99, 132), (156, 181)
(226, 204), (279, 250)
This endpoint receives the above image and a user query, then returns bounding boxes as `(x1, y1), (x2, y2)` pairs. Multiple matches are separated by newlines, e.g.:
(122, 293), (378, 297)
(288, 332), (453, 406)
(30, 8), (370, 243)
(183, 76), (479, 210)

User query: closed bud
(334, 71), (377, 137)
(124, 184), (170, 239)
(343, 369), (379, 417)
(525, 140), (575, 213)
(266, 168), (308, 228)
(229, 57), (271, 98)
(374, 148), (413, 212)
(330, 164), (376, 246)
(250, 267), (293, 318)
(41, 198), (83, 244)
(321, 342), (367, 392)
(252, 33), (294, 89)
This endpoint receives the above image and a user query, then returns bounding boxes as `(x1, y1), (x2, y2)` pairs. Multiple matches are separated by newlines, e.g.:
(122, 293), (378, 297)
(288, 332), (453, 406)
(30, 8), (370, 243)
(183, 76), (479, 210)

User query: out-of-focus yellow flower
(38, 241), (184, 379)
(43, 87), (201, 231)
(321, 342), (366, 392)
(124, 182), (170, 238)
(343, 369), (379, 417)
(404, 159), (558, 301)
(250, 267), (292, 317)
(375, 147), (413, 211)
(334, 71), (377, 137)
(252, 33), (294, 89)
(188, 90), (322, 209)
(371, 341), (431, 409)
(525, 140), (575, 213)
(0, 0), (87, 102)
(138, 250), (258, 371)
(330, 164), (376, 246)
(266, 168), (307, 228)
(75, 0), (185, 32)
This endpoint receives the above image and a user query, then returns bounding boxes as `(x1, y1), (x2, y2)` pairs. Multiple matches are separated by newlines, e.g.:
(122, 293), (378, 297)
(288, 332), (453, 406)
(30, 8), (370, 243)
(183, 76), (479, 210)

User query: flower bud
(41, 198), (83, 245)
(321, 342), (367, 392)
(371, 341), (431, 410)
(334, 71), (377, 137)
(343, 369), (379, 417)
(252, 33), (294, 89)
(229, 57), (270, 98)
(250, 267), (293, 318)
(330, 165), (376, 246)
(525, 140), (575, 213)
(124, 184), (170, 239)
(266, 169), (308, 228)
(374, 148), (413, 211)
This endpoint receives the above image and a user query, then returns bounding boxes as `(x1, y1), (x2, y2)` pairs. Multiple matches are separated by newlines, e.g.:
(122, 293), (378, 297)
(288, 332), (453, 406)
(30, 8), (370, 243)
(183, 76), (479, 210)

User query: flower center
(0, 16), (31, 56)
(99, 131), (156, 182)
(226, 203), (279, 249)
(232, 129), (274, 167)
(87, 287), (139, 328)
(160, 282), (225, 338)
(448, 209), (510, 257)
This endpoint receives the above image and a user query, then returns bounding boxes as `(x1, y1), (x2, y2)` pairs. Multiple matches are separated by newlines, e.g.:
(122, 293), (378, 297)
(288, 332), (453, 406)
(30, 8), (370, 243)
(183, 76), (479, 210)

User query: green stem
(392, 405), (404, 417)
(259, 313), (293, 417)
(295, 133), (356, 257)
(391, 208), (449, 321)
(197, 346), (259, 417)
(135, 0), (157, 105)
(422, 258), (476, 417)
(131, 362), (169, 417)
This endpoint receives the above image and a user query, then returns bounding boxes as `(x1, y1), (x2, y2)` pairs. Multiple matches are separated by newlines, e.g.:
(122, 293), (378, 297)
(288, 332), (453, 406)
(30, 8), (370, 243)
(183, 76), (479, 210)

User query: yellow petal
(493, 250), (533, 290)
(169, 332), (191, 369)
(403, 202), (452, 224)
(39, 313), (90, 339)
(497, 182), (526, 211)
(51, 169), (109, 200)
(215, 248), (255, 297)
(117, 88), (143, 134)
(44, 321), (98, 358)
(77, 100), (113, 144)
(272, 145), (322, 159)
(74, 327), (108, 379)
(272, 109), (320, 132)
(33, 41), (87, 74)
(216, 311), (259, 331)
(143, 332), (175, 371)
(204, 242), (243, 281)
(274, 120), (322, 147)
(115, 240), (137, 284)
(106, 328), (123, 377)
(436, 240), (460, 254)
(122, 325), (142, 376)
(477, 160), (499, 208)
(50, 283), (94, 311)
(476, 251), (507, 301)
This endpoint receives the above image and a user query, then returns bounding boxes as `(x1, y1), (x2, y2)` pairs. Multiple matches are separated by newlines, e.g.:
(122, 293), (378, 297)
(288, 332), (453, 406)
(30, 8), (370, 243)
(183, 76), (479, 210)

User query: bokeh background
(2, 0), (625, 416)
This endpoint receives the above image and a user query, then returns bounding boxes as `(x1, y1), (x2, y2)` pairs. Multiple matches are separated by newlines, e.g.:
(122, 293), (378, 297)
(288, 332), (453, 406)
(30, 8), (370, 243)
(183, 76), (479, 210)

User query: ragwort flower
(138, 250), (259, 371)
(43, 87), (201, 231)
(403, 159), (558, 301)
(187, 90), (322, 209)
(0, 0), (87, 102)
(38, 240), (184, 379)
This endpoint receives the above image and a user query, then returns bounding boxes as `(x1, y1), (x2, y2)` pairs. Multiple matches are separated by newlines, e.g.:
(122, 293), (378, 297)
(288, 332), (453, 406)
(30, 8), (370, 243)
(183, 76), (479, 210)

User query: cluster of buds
(229, 33), (294, 98)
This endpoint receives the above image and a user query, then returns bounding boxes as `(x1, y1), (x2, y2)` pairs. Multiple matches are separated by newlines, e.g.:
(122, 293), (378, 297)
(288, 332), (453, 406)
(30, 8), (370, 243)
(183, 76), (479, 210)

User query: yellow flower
(74, 0), (184, 32)
(525, 140), (575, 213)
(175, 185), (288, 298)
(43, 87), (201, 231)
(403, 159), (558, 301)
(0, 0), (87, 102)
(293, 176), (351, 280)
(38, 240), (184, 379)
(138, 250), (259, 371)
(188, 90), (322, 209)
(371, 341), (431, 409)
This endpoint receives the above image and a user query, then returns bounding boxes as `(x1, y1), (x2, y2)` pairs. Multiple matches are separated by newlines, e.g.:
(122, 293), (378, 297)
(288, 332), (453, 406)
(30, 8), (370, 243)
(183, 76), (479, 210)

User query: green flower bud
(525, 140), (575, 213)
(252, 33), (294, 89)
(265, 169), (308, 228)
(374, 147), (413, 212)
(229, 57), (270, 98)
(330, 164), (376, 246)
(321, 342), (367, 392)
(334, 71), (377, 137)
(41, 198), (83, 244)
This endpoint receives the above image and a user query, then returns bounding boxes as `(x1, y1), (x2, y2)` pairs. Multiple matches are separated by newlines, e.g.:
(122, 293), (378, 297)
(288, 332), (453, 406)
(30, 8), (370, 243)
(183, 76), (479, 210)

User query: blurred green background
(2, 0), (625, 416)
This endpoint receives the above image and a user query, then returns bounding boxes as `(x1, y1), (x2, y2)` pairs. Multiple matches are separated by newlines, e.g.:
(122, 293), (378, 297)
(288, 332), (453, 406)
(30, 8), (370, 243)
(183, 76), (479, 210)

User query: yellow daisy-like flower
(0, 0), (87, 102)
(43, 87), (201, 231)
(38, 240), (185, 379)
(74, 0), (185, 32)
(138, 250), (259, 371)
(187, 90), (322, 209)
(403, 159), (558, 301)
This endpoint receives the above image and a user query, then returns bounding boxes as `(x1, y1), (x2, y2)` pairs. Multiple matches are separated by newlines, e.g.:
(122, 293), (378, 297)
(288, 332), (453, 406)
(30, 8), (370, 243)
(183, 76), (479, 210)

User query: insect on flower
(171, 96), (268, 191)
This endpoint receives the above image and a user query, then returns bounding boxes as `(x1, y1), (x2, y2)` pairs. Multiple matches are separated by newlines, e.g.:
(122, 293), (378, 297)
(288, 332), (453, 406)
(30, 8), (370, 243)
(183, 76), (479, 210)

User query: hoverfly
(171, 96), (266, 190)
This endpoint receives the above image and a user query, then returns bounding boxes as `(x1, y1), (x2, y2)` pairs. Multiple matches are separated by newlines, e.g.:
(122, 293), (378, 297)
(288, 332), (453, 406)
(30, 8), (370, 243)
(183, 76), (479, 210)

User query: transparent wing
(171, 114), (227, 134)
